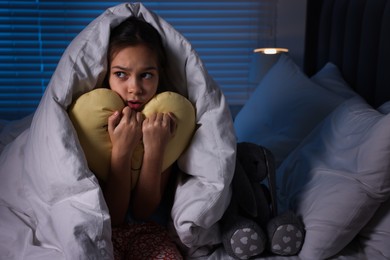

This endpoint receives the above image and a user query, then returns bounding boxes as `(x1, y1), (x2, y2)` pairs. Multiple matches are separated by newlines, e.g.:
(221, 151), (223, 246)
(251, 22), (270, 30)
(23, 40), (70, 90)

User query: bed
(211, 0), (390, 259)
(1, 0), (390, 260)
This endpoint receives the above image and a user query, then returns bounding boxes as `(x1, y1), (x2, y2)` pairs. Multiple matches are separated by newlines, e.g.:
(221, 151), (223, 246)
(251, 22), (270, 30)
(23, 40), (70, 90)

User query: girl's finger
(108, 111), (120, 134)
(156, 112), (164, 123)
(136, 111), (144, 123)
(167, 112), (177, 124)
(121, 106), (132, 122)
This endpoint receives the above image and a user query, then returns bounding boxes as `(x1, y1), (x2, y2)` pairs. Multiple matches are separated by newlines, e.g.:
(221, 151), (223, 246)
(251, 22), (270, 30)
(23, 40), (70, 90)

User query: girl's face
(108, 44), (159, 111)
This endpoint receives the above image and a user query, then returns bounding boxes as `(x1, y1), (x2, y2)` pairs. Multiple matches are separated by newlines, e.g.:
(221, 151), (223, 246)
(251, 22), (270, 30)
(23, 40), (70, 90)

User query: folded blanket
(0, 3), (236, 259)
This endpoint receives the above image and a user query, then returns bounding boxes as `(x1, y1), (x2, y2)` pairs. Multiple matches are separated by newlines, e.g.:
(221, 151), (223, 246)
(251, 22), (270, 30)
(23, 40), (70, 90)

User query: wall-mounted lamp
(249, 48), (289, 86)
(254, 47), (289, 55)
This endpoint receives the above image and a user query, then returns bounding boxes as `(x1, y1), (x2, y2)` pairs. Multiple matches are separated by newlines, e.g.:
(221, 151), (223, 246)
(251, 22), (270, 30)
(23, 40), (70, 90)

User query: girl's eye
(141, 72), (153, 79)
(114, 72), (127, 78)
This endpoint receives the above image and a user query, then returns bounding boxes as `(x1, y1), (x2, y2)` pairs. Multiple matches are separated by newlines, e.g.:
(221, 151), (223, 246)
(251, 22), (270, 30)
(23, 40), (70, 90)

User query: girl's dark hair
(108, 17), (166, 69)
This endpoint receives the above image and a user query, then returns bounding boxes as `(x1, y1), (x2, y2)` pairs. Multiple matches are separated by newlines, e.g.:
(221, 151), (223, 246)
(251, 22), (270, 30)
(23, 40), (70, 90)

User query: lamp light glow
(254, 48), (289, 55)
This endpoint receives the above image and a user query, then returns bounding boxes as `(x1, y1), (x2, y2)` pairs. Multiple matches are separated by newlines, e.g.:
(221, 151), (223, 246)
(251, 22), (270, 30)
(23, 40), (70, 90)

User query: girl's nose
(127, 78), (142, 94)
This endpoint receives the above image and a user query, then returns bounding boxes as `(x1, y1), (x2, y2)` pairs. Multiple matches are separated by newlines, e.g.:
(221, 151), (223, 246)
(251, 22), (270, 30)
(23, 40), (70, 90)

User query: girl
(102, 17), (182, 260)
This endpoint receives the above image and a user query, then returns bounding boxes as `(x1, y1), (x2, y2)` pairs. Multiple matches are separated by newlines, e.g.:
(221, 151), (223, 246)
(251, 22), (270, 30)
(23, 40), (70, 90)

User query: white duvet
(0, 3), (236, 259)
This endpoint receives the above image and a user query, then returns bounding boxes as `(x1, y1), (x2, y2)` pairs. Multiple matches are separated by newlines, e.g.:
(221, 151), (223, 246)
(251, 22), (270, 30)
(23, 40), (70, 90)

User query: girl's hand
(108, 106), (144, 157)
(131, 112), (177, 220)
(105, 106), (143, 226)
(142, 112), (177, 153)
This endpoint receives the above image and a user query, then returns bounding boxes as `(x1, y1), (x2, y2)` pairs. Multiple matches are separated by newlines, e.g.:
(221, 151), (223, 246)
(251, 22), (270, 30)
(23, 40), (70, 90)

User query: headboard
(304, 0), (390, 108)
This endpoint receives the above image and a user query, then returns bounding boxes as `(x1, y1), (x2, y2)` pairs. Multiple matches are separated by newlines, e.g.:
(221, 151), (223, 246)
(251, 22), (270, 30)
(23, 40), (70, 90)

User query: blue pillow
(311, 62), (356, 99)
(234, 54), (346, 167)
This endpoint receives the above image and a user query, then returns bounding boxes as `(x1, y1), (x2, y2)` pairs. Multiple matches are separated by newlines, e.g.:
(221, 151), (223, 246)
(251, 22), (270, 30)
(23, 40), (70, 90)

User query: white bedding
(0, 3), (236, 259)
(231, 56), (390, 260)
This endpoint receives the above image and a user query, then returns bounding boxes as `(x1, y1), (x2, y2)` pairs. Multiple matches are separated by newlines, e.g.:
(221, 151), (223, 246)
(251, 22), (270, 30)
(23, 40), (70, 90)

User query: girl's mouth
(127, 101), (143, 111)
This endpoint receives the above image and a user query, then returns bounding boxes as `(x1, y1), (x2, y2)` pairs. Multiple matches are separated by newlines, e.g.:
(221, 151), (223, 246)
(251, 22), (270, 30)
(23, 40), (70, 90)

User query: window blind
(0, 0), (276, 120)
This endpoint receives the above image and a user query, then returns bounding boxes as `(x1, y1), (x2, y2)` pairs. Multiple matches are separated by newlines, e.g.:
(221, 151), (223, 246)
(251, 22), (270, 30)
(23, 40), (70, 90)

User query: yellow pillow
(68, 88), (196, 189)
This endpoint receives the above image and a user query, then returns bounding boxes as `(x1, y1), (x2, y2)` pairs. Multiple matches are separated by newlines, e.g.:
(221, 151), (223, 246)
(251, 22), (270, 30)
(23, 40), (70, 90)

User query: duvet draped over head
(0, 3), (236, 259)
